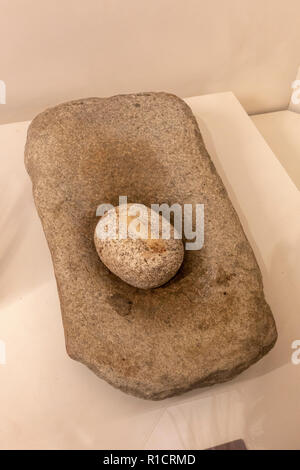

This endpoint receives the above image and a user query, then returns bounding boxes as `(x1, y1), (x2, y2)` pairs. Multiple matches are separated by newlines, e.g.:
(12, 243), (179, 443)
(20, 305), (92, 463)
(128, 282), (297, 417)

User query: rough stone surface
(24, 92), (277, 400)
(94, 203), (184, 289)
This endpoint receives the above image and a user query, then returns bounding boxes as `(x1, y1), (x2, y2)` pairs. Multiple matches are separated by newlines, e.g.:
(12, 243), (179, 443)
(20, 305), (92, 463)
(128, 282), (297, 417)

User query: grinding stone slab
(24, 92), (277, 400)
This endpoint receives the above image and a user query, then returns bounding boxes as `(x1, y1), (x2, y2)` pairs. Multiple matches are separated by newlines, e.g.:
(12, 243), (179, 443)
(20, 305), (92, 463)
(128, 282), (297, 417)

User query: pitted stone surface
(94, 204), (184, 289)
(25, 92), (277, 399)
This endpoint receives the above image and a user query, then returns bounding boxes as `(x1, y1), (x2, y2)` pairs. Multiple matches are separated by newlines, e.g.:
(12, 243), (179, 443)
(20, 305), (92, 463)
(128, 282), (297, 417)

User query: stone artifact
(25, 92), (277, 400)
(94, 203), (184, 289)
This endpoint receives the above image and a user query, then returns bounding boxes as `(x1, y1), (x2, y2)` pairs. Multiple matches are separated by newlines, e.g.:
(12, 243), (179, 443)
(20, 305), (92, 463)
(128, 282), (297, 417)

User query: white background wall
(0, 0), (300, 124)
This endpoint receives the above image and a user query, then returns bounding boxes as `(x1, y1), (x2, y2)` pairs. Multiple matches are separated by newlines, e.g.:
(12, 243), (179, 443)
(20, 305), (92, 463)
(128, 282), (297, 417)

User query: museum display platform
(1, 92), (299, 449)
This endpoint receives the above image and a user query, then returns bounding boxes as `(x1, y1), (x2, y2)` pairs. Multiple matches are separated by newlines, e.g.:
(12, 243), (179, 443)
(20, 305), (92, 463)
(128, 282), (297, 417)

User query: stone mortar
(24, 92), (277, 400)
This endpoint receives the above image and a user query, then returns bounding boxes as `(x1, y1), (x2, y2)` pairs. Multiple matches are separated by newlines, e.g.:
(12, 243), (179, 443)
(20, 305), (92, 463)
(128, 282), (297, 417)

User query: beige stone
(94, 204), (184, 289)
(24, 92), (277, 400)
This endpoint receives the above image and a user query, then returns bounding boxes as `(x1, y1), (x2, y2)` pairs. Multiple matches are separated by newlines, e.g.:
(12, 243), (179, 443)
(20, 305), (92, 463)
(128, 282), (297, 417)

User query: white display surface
(252, 110), (300, 190)
(1, 92), (300, 450)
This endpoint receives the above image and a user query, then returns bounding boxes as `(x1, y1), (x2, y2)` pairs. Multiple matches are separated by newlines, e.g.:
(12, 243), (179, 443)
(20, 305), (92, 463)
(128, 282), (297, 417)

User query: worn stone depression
(24, 92), (277, 400)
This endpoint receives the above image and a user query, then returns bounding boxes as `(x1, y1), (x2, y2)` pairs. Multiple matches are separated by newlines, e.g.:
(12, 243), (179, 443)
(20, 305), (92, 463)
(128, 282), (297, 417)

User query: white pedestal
(252, 110), (300, 190)
(1, 92), (299, 449)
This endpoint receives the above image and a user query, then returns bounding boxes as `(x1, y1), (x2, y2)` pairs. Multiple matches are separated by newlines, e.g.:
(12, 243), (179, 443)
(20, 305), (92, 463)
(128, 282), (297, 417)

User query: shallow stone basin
(24, 92), (277, 399)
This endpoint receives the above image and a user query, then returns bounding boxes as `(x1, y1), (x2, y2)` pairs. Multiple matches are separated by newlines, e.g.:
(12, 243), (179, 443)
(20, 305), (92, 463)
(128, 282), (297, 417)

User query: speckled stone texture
(94, 204), (184, 289)
(25, 92), (277, 400)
